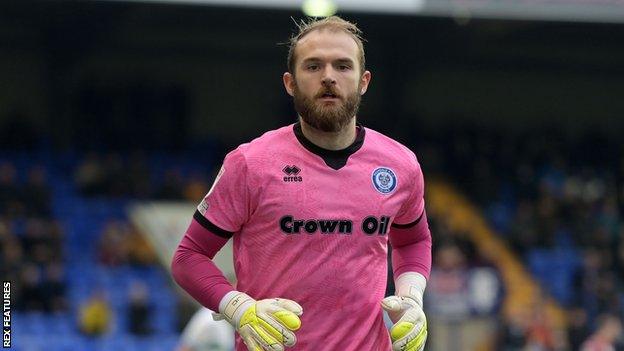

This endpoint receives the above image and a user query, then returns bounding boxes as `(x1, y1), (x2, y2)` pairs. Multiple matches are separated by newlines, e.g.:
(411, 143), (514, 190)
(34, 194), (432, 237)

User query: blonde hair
(287, 16), (366, 75)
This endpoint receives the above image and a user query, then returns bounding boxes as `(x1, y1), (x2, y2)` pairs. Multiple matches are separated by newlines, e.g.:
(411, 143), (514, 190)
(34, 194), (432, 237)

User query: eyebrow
(301, 57), (355, 65)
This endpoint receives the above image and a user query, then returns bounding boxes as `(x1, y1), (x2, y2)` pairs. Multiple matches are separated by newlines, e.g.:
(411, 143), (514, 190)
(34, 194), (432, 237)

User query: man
(581, 314), (622, 351)
(176, 307), (235, 351)
(172, 16), (432, 351)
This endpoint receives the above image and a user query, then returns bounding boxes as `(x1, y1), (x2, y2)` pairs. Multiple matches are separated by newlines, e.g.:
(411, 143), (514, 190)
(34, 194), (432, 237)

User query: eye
(306, 64), (320, 71)
(337, 64), (351, 71)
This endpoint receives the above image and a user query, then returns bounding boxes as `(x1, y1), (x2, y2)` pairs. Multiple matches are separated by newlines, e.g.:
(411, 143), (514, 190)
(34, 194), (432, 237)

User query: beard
(293, 81), (361, 133)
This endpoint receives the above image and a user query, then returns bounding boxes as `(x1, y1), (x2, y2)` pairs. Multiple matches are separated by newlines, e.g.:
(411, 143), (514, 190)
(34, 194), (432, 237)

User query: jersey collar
(293, 122), (365, 170)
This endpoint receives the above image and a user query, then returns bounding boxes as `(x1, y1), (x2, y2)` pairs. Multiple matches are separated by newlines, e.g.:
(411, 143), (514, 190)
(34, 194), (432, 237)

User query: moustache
(315, 88), (342, 99)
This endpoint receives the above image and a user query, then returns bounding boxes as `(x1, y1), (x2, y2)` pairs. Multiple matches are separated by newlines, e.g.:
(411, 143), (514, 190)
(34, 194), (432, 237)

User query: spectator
(98, 220), (131, 266)
(499, 308), (532, 351)
(21, 166), (51, 217)
(0, 234), (22, 284)
(176, 308), (234, 351)
(98, 219), (156, 267)
(523, 296), (565, 350)
(155, 168), (184, 200)
(568, 307), (590, 350)
(78, 290), (112, 337)
(126, 226), (157, 267)
(75, 153), (106, 196)
(580, 314), (622, 351)
(22, 218), (54, 266)
(574, 248), (608, 321)
(102, 153), (126, 197)
(0, 162), (22, 217)
(18, 263), (42, 311)
(183, 172), (209, 202)
(426, 243), (472, 351)
(127, 281), (152, 336)
(126, 151), (151, 198)
(41, 262), (67, 312)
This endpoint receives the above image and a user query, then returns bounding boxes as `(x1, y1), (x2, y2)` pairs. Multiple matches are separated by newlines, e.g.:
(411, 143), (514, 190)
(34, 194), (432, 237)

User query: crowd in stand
(0, 154), (195, 340)
(415, 126), (624, 350)
(74, 152), (210, 202)
(423, 215), (504, 351)
(97, 220), (158, 268)
(74, 151), (211, 339)
(78, 279), (154, 338)
(0, 161), (68, 313)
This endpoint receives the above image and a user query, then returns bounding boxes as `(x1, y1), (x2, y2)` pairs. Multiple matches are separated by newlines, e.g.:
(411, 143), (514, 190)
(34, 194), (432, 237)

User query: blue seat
(527, 248), (580, 306)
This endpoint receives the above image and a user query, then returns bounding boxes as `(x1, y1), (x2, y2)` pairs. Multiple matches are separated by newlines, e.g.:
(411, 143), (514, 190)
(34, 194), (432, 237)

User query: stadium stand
(2, 152), (207, 351)
(415, 126), (623, 349)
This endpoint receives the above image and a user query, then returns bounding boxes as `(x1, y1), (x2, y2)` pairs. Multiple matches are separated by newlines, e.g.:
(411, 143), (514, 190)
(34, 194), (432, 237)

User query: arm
(382, 211), (431, 351)
(172, 149), (303, 351)
(382, 156), (431, 351)
(171, 212), (235, 311)
(172, 214), (303, 351)
(171, 149), (248, 310)
(390, 210), (432, 283)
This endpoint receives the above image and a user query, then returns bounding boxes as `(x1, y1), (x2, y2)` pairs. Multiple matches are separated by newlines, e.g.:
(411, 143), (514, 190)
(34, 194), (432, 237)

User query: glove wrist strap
(218, 291), (255, 326)
(395, 272), (427, 307)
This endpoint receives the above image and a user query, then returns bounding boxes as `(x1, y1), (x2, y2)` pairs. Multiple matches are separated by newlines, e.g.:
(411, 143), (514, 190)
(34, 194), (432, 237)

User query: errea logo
(282, 165), (303, 182)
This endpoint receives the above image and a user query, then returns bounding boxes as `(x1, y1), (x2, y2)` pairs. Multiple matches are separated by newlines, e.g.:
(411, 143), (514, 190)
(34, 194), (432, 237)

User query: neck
(299, 118), (357, 150)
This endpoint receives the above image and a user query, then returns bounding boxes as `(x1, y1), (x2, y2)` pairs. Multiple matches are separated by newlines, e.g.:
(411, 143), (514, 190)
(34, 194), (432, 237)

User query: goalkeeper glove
(381, 272), (428, 351)
(214, 291), (303, 351)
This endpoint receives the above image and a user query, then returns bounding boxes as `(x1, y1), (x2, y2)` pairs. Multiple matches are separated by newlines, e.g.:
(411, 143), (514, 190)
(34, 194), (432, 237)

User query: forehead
(295, 29), (360, 63)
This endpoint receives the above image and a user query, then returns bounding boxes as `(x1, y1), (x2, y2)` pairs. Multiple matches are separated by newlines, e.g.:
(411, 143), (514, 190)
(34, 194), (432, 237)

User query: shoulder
(225, 124), (295, 166)
(363, 127), (421, 173)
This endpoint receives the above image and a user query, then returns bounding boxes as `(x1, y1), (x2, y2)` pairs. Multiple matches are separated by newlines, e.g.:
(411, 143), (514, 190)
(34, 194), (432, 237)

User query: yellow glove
(381, 295), (427, 351)
(214, 291), (303, 351)
(381, 272), (428, 351)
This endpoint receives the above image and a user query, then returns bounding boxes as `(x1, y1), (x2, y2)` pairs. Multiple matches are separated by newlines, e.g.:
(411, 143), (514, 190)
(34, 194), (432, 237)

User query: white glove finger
(240, 323), (284, 351)
(273, 298), (303, 316)
(387, 299), (427, 351)
(382, 296), (406, 323)
(239, 326), (262, 351)
(381, 296), (403, 312)
(258, 313), (298, 347)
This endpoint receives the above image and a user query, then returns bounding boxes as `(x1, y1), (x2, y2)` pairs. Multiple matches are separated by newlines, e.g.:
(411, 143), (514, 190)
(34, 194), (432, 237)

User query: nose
(322, 77), (336, 86)
(321, 66), (336, 86)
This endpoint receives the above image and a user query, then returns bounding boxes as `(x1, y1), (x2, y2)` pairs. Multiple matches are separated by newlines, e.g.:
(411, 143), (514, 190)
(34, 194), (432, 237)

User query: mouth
(318, 92), (340, 101)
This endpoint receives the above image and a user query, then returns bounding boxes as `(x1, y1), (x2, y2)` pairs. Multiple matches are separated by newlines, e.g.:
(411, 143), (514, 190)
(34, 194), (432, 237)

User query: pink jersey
(173, 123), (431, 351)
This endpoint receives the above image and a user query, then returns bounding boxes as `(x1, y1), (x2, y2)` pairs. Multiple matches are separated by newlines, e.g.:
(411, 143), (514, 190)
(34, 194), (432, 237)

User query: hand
(214, 292), (303, 351)
(381, 295), (427, 351)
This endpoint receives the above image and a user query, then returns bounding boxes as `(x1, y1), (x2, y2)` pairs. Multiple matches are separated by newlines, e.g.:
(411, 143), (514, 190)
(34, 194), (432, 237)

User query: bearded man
(172, 16), (432, 351)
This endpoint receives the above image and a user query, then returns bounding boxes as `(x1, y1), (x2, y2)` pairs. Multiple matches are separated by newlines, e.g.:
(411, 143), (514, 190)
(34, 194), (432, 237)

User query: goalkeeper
(172, 16), (431, 351)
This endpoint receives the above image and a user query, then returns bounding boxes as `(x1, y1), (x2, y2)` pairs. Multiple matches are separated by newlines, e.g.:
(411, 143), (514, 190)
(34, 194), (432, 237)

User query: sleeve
(171, 218), (235, 311)
(197, 148), (251, 233)
(171, 148), (252, 311)
(394, 156), (425, 226)
(388, 156), (432, 280)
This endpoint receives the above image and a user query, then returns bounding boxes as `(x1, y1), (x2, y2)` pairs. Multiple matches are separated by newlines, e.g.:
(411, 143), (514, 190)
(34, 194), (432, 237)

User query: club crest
(372, 167), (397, 194)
